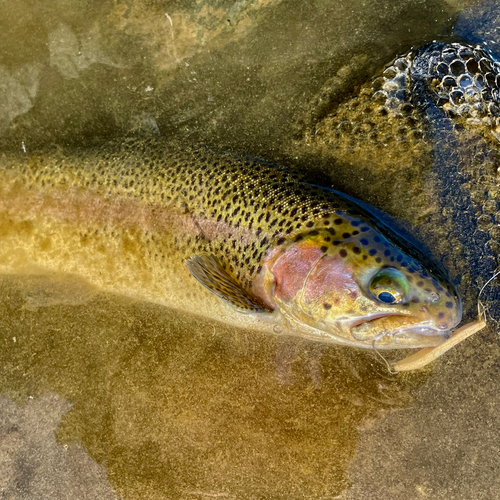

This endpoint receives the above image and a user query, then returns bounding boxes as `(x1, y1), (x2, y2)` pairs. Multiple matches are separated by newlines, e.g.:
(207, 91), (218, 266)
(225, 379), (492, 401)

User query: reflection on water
(1, 0), (500, 499)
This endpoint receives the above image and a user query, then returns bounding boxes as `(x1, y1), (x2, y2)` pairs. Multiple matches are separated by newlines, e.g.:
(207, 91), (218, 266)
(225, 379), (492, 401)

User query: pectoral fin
(185, 254), (273, 313)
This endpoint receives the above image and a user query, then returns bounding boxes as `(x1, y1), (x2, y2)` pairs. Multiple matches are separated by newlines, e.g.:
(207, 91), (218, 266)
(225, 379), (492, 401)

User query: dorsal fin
(185, 254), (273, 313)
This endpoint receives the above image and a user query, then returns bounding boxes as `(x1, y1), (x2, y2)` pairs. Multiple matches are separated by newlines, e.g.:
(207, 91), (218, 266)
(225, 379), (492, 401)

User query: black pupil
(378, 291), (396, 303)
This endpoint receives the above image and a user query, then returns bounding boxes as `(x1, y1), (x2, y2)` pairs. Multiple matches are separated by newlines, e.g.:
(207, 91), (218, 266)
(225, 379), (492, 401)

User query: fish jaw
(347, 313), (450, 348)
(281, 306), (451, 349)
(280, 312), (451, 349)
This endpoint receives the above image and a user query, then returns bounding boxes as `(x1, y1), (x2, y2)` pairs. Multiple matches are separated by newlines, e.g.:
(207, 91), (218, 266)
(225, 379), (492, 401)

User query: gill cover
(270, 234), (360, 328)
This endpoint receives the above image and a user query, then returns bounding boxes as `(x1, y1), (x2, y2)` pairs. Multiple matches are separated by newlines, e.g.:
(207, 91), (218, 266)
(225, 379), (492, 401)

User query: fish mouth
(347, 312), (449, 348)
(347, 312), (412, 330)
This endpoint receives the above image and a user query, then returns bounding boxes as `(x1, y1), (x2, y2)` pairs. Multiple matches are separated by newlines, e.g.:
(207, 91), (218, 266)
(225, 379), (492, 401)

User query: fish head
(261, 227), (462, 349)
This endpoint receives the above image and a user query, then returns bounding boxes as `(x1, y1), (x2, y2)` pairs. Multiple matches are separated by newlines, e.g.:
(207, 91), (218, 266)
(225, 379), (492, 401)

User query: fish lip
(393, 325), (451, 340)
(347, 312), (450, 342)
(346, 312), (414, 330)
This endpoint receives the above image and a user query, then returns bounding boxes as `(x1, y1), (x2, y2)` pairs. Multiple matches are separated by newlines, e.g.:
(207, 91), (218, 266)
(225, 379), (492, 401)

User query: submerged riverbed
(1, 1), (499, 499)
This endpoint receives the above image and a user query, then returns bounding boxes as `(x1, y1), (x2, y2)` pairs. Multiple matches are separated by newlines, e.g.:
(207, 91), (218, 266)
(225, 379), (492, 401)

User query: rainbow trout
(0, 138), (461, 349)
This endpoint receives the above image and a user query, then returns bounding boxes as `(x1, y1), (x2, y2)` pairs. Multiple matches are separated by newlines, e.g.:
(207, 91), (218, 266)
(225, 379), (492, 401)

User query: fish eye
(369, 268), (408, 305)
(378, 291), (396, 303)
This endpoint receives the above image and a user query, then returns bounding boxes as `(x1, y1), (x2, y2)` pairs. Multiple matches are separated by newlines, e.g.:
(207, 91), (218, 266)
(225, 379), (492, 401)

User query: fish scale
(5, 139), (368, 282)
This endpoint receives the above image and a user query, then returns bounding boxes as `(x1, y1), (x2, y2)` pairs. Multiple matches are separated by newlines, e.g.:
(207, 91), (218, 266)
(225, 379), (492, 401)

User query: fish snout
(419, 297), (462, 333)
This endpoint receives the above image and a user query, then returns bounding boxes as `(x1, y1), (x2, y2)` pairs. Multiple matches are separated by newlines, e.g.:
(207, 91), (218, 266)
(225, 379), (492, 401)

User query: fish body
(0, 138), (461, 349)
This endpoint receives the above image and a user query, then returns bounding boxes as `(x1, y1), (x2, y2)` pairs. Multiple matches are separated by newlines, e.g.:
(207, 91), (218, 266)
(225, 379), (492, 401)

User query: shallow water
(1, 1), (500, 499)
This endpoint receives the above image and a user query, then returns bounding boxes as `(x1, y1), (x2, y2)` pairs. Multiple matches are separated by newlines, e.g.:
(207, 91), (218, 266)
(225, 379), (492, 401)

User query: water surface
(1, 1), (499, 499)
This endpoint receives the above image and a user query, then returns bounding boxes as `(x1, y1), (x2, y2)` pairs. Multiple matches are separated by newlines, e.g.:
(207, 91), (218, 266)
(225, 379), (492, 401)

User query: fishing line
(372, 336), (398, 375)
(477, 268), (500, 327)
